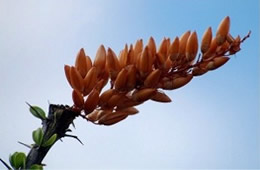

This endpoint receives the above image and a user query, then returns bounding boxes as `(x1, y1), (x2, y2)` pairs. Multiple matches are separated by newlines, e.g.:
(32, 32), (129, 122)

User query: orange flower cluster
(64, 16), (248, 126)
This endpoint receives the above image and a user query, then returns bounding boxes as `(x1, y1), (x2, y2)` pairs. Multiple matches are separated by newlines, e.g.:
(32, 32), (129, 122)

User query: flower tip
(100, 44), (105, 48)
(80, 48), (85, 52)
(107, 47), (112, 52)
(216, 16), (231, 45)
(225, 16), (230, 21)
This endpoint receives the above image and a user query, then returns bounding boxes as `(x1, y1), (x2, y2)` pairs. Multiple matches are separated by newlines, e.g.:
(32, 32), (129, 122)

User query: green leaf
(9, 152), (26, 169)
(43, 134), (57, 147)
(30, 164), (43, 170)
(28, 104), (46, 120)
(9, 152), (18, 168)
(15, 152), (26, 169)
(32, 128), (44, 146)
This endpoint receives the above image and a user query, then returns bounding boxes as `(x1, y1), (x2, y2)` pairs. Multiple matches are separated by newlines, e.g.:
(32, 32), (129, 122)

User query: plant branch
(25, 104), (79, 169)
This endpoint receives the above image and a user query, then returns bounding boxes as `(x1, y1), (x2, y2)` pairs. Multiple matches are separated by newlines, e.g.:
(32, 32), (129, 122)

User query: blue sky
(0, 0), (259, 169)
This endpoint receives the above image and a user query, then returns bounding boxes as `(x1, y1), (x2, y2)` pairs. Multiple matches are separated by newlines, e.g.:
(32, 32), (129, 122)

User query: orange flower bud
(64, 65), (72, 87)
(84, 89), (99, 114)
(124, 43), (128, 53)
(128, 44), (135, 65)
(157, 52), (167, 66)
(70, 66), (84, 92)
(117, 107), (139, 115)
(85, 55), (92, 72)
(118, 44), (129, 68)
(83, 67), (97, 96)
(139, 46), (153, 75)
(216, 16), (230, 45)
(131, 88), (156, 102)
(206, 61), (215, 70)
(134, 39), (143, 62)
(94, 45), (106, 75)
(148, 37), (156, 57)
(165, 58), (173, 71)
(98, 111), (128, 126)
(192, 66), (208, 76)
(135, 52), (141, 70)
(207, 56), (230, 70)
(126, 65), (137, 90)
(186, 31), (198, 62)
(85, 109), (99, 122)
(86, 109), (107, 122)
(107, 48), (121, 80)
(144, 69), (161, 88)
(151, 90), (171, 103)
(94, 79), (107, 93)
(161, 74), (193, 90)
(114, 68), (128, 91)
(179, 31), (191, 58)
(172, 74), (193, 89)
(201, 27), (212, 53)
(107, 93), (124, 108)
(203, 38), (218, 59)
(115, 95), (137, 109)
(72, 89), (84, 108)
(117, 99), (142, 109)
(168, 37), (179, 62)
(158, 38), (169, 60)
(99, 89), (115, 106)
(75, 48), (88, 78)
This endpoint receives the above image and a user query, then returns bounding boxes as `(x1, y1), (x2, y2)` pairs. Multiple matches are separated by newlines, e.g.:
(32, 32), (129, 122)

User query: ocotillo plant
(1, 16), (250, 169)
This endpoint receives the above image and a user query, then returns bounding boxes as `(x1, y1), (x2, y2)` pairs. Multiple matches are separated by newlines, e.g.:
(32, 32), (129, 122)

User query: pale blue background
(0, 0), (259, 169)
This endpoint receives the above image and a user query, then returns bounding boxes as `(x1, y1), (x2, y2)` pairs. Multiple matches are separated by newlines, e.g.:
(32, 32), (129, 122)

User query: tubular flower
(64, 16), (250, 126)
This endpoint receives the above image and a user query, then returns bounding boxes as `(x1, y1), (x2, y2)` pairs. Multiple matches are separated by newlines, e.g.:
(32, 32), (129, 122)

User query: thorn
(0, 158), (12, 170)
(65, 129), (72, 132)
(64, 134), (84, 145)
(25, 101), (32, 107)
(25, 102), (44, 120)
(72, 122), (76, 129)
(18, 141), (32, 149)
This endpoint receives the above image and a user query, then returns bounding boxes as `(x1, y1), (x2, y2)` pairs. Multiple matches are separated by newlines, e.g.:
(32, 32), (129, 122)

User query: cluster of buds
(64, 16), (249, 126)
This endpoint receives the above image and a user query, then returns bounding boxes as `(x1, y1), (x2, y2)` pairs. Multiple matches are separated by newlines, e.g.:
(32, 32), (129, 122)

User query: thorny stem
(25, 104), (79, 169)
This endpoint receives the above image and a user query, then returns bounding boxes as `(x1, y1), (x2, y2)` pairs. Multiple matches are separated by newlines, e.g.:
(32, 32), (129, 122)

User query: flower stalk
(1, 16), (251, 169)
